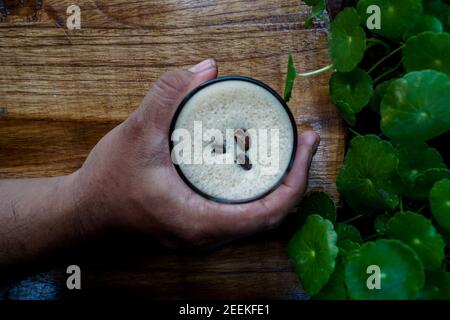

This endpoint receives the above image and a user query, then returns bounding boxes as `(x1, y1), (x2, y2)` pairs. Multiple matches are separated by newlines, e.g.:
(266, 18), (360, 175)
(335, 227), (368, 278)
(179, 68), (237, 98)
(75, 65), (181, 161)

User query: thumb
(129, 59), (218, 135)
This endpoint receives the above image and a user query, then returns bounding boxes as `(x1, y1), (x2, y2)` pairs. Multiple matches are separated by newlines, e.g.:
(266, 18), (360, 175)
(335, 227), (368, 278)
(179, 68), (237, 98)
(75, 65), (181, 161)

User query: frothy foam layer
(173, 79), (295, 202)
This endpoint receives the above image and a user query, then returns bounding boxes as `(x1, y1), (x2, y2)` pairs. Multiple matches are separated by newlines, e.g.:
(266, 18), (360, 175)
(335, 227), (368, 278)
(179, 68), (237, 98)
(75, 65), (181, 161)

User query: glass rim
(169, 75), (298, 204)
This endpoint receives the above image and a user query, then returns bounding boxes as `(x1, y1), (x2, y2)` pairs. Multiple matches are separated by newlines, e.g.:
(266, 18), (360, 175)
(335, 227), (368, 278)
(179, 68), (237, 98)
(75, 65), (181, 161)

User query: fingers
(203, 131), (320, 236)
(188, 59), (216, 73)
(280, 130), (320, 201)
(126, 59), (218, 136)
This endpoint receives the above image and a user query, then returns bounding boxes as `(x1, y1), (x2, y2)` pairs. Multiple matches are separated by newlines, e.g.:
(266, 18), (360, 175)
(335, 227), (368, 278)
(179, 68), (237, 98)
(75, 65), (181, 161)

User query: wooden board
(0, 0), (345, 299)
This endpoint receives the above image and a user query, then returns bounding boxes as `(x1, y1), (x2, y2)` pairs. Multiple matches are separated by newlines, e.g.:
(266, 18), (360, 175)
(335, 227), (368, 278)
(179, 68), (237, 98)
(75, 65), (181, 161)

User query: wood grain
(0, 0), (345, 299)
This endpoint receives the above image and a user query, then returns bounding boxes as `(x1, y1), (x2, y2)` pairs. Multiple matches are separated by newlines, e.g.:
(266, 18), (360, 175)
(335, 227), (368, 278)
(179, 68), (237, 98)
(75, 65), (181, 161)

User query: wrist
(66, 170), (115, 240)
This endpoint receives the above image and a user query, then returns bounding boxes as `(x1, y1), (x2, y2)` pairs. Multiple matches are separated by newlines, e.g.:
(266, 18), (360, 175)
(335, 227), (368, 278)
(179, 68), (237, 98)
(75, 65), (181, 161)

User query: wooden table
(0, 0), (345, 300)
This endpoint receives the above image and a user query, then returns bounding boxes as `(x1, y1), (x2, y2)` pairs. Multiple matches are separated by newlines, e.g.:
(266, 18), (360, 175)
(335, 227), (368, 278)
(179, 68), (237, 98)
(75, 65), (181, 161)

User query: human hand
(73, 59), (320, 248)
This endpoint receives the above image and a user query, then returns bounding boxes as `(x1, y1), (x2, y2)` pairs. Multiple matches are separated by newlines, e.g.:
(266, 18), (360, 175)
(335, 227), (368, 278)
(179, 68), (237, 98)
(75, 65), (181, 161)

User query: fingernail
(301, 131), (320, 154)
(189, 59), (216, 73)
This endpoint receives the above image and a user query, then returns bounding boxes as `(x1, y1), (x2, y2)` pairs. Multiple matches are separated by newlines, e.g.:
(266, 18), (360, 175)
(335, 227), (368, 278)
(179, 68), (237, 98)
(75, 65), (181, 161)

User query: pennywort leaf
(345, 239), (425, 299)
(403, 32), (450, 76)
(380, 70), (450, 142)
(369, 79), (392, 113)
(337, 239), (361, 259)
(296, 191), (337, 226)
(434, 222), (450, 248)
(404, 15), (443, 40)
(314, 262), (348, 300)
(386, 211), (445, 270)
(430, 179), (450, 232)
(337, 135), (399, 213)
(335, 223), (363, 245)
(396, 143), (446, 185)
(329, 68), (373, 126)
(357, 0), (423, 40)
(395, 143), (449, 199)
(336, 231), (362, 264)
(288, 215), (339, 295)
(418, 269), (450, 300)
(405, 168), (450, 200)
(328, 7), (366, 72)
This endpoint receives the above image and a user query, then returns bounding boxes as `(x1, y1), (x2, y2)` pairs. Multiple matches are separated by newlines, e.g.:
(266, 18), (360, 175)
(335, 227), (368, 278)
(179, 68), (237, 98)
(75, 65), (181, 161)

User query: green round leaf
(337, 135), (399, 213)
(380, 70), (450, 142)
(288, 215), (339, 296)
(338, 239), (361, 260)
(339, 239), (361, 251)
(374, 214), (390, 234)
(430, 179), (450, 232)
(296, 191), (337, 226)
(396, 143), (445, 185)
(386, 211), (445, 270)
(332, 100), (356, 126)
(335, 223), (363, 244)
(403, 32), (450, 76)
(395, 143), (448, 198)
(418, 269), (450, 300)
(405, 168), (450, 199)
(328, 7), (366, 72)
(404, 15), (443, 40)
(369, 80), (392, 113)
(330, 68), (373, 126)
(357, 0), (423, 40)
(435, 222), (450, 247)
(345, 239), (425, 299)
(313, 263), (348, 300)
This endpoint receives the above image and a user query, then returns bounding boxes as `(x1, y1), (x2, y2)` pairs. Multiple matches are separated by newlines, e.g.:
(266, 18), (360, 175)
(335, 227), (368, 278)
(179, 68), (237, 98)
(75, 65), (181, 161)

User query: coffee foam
(173, 80), (295, 202)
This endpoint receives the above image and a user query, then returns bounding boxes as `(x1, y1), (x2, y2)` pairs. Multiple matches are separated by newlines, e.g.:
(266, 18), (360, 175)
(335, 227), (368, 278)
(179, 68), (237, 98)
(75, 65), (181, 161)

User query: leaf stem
(341, 214), (364, 224)
(368, 44), (405, 74)
(348, 127), (362, 137)
(297, 64), (333, 77)
(374, 60), (403, 84)
(366, 38), (390, 52)
(417, 204), (429, 213)
(364, 233), (379, 241)
(399, 195), (403, 212)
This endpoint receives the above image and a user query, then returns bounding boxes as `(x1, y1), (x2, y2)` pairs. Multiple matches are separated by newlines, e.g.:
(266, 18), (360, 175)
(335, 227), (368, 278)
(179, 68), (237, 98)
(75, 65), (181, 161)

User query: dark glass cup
(169, 76), (298, 204)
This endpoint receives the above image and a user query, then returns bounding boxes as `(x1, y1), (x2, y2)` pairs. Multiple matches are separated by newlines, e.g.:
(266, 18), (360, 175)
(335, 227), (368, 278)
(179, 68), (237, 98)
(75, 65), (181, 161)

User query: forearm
(0, 173), (90, 266)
